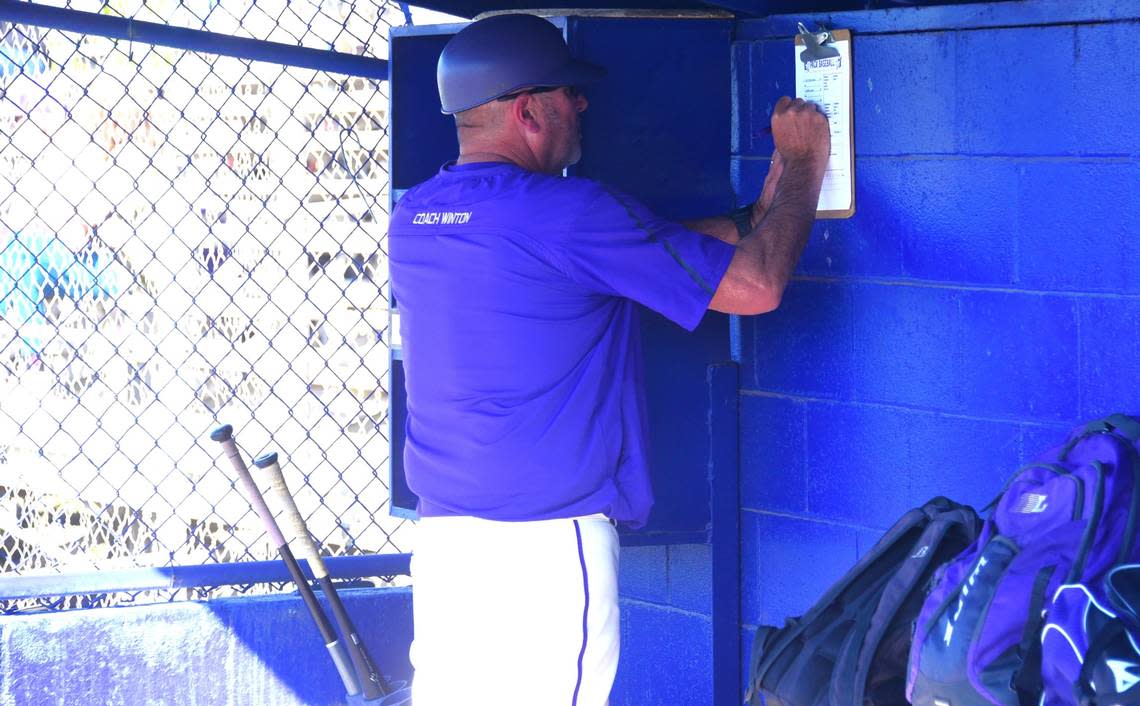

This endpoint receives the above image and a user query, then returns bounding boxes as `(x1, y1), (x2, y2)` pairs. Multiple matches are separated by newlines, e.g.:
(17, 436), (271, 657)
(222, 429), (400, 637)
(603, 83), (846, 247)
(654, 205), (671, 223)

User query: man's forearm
(740, 157), (826, 295)
(706, 97), (829, 315)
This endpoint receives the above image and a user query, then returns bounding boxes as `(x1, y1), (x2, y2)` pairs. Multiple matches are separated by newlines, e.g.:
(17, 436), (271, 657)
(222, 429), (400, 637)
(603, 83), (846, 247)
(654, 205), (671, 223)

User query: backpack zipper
(1067, 461), (1105, 582)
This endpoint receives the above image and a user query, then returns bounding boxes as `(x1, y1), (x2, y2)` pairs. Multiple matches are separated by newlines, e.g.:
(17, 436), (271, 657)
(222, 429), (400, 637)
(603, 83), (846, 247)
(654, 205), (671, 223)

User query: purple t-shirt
(388, 162), (735, 528)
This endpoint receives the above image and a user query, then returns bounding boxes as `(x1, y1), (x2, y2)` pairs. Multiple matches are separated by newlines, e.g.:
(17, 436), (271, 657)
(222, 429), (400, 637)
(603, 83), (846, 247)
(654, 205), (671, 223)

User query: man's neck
(457, 140), (556, 175)
(456, 151), (517, 166)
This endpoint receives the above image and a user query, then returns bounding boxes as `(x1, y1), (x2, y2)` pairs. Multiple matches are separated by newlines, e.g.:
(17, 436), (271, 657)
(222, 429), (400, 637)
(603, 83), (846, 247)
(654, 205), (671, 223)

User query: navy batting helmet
(437, 14), (605, 115)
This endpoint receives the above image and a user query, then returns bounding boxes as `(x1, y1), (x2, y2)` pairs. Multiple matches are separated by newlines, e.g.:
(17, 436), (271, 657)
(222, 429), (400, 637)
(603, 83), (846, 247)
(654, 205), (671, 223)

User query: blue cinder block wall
(614, 543), (716, 704)
(618, 3), (1140, 704)
(733, 0), (1140, 692)
(619, 3), (1140, 704)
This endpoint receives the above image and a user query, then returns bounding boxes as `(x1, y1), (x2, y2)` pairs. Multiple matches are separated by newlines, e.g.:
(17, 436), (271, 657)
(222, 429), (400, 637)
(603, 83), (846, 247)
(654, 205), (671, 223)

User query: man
(388, 13), (830, 706)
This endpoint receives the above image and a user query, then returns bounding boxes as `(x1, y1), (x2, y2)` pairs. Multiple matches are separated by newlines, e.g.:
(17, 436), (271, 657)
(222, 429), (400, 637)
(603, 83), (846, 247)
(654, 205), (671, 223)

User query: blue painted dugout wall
(614, 2), (1140, 704)
(733, 0), (1140, 697)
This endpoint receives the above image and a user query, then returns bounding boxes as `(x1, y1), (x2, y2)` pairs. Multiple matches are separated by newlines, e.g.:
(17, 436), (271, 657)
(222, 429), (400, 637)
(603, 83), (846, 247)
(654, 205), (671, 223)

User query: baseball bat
(209, 424), (360, 698)
(253, 450), (392, 699)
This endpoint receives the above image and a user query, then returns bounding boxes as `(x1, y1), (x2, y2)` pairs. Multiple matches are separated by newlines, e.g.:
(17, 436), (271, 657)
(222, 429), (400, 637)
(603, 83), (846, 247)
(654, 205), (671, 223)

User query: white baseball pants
(410, 514), (620, 706)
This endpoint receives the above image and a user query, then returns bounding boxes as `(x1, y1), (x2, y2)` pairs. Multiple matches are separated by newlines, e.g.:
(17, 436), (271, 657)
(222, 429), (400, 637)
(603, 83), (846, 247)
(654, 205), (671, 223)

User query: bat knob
(209, 424), (234, 442)
(254, 452), (278, 468)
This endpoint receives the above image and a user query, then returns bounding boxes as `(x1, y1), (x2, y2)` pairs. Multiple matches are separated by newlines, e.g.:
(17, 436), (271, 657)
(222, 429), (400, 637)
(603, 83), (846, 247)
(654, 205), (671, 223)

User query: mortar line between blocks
(741, 507), (885, 533)
(737, 389), (1074, 429)
(791, 275), (1140, 300)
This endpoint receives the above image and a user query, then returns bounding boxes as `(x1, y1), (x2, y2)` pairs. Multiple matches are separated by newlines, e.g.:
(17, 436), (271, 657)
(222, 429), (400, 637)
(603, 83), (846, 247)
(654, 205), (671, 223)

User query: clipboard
(794, 26), (855, 219)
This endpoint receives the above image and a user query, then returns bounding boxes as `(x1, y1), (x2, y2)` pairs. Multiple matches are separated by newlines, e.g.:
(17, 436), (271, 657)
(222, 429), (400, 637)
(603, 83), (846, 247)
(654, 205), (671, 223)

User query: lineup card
(795, 29), (855, 218)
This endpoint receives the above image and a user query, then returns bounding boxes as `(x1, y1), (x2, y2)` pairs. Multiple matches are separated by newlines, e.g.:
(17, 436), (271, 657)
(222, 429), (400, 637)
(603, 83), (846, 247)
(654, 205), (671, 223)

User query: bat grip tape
(221, 442), (288, 549)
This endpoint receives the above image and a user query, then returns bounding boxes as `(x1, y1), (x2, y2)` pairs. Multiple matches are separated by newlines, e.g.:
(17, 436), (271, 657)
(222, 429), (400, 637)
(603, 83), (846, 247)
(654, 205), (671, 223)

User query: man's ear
(512, 95), (543, 135)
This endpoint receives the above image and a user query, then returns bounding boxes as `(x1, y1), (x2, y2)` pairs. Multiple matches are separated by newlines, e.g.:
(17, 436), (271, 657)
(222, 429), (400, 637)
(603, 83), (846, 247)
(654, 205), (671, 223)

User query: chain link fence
(0, 0), (413, 611)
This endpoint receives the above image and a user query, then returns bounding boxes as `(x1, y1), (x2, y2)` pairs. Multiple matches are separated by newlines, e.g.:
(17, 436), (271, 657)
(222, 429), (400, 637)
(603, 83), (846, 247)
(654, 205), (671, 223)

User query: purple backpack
(906, 414), (1140, 706)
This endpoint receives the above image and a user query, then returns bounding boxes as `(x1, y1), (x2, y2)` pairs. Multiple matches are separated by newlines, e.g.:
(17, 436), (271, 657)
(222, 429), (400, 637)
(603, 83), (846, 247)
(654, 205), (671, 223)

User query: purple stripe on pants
(572, 519), (589, 706)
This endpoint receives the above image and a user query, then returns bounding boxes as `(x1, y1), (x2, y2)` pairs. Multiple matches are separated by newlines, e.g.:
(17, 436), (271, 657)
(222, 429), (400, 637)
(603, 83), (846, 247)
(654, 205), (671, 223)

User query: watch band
(729, 203), (753, 239)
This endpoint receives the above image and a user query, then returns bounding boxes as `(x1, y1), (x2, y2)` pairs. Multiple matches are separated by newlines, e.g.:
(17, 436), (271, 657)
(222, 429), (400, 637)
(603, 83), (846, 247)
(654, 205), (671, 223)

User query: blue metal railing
(0, 1), (389, 79)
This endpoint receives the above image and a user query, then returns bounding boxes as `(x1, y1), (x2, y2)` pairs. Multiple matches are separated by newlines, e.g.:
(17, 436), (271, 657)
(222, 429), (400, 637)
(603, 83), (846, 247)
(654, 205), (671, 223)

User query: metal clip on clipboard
(796, 22), (840, 65)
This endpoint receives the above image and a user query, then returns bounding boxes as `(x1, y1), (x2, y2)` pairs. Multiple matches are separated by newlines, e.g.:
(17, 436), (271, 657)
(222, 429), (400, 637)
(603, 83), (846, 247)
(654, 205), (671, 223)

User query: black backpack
(746, 497), (981, 706)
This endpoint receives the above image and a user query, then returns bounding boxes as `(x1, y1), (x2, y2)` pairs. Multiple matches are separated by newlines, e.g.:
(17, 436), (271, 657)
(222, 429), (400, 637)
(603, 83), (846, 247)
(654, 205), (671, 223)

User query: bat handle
(210, 425), (287, 548)
(210, 425), (361, 698)
(255, 452), (392, 699)
(254, 451), (325, 573)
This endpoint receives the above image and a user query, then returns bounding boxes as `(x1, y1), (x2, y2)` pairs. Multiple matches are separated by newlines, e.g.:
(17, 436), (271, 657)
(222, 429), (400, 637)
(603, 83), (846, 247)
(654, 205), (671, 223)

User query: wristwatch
(729, 203), (753, 239)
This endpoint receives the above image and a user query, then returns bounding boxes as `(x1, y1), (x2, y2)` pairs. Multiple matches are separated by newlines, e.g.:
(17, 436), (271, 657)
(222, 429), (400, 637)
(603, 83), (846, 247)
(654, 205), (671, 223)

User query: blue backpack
(907, 414), (1140, 706)
(747, 497), (981, 706)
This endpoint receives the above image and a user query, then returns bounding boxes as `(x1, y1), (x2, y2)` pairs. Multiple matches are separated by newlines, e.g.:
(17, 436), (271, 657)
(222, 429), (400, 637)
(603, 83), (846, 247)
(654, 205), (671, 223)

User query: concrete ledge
(0, 587), (413, 706)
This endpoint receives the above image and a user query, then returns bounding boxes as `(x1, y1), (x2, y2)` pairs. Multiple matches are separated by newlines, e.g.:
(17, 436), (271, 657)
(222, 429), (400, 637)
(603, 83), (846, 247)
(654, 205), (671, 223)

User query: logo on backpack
(1012, 492), (1049, 514)
(1106, 659), (1140, 693)
(911, 546), (930, 559)
(943, 556), (989, 646)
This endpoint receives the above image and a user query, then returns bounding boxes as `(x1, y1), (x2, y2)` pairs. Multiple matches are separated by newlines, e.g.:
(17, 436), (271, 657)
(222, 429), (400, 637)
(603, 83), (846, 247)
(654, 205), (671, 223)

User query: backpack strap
(1076, 415), (1140, 447)
(1012, 566), (1056, 706)
(1065, 414), (1140, 458)
(850, 506), (981, 701)
(746, 624), (784, 706)
(1105, 414), (1140, 443)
